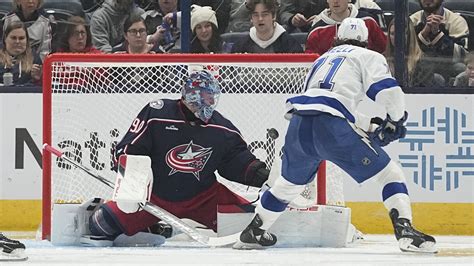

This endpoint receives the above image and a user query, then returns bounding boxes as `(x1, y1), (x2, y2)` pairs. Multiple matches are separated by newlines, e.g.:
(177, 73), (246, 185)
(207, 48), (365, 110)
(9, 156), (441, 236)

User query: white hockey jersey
(287, 44), (406, 131)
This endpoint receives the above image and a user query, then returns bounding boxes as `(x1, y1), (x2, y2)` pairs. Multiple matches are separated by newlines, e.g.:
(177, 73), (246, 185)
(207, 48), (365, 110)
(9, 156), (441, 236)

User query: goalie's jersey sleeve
(288, 44), (406, 129)
(113, 99), (257, 202)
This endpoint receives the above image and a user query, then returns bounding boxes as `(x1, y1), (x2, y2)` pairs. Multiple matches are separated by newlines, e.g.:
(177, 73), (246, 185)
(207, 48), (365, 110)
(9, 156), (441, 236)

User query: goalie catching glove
(369, 111), (408, 147)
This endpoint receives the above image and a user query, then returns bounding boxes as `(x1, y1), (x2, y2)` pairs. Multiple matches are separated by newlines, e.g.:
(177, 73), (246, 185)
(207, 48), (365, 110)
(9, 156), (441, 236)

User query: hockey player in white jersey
(234, 17), (437, 253)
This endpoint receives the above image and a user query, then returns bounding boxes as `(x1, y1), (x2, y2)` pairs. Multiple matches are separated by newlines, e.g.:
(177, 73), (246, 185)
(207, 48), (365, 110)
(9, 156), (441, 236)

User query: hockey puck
(267, 128), (279, 139)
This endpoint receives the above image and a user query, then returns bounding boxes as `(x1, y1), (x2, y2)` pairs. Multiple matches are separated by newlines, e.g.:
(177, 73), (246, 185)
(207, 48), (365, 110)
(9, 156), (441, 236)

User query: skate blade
(399, 238), (438, 254)
(1, 249), (28, 261)
(232, 240), (267, 250)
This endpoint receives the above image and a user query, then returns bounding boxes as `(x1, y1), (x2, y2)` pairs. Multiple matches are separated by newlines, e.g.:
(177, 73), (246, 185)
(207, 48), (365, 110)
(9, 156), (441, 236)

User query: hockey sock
(375, 161), (413, 221)
(257, 192), (286, 231)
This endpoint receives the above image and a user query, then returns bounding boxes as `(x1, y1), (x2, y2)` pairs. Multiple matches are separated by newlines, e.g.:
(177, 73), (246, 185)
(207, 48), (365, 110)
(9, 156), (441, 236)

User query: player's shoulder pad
(143, 99), (178, 118)
(149, 99), (165, 110)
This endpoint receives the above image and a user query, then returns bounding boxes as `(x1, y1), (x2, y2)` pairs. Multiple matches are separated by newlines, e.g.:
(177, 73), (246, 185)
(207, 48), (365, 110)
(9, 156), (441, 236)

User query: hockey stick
(43, 144), (239, 246)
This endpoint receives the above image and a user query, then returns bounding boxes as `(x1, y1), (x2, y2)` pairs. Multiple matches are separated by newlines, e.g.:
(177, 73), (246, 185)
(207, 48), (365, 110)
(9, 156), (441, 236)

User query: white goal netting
(42, 54), (349, 237)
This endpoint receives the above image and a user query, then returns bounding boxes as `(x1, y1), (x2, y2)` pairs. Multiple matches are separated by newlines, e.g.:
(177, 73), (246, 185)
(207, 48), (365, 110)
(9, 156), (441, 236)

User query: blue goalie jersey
(114, 99), (258, 202)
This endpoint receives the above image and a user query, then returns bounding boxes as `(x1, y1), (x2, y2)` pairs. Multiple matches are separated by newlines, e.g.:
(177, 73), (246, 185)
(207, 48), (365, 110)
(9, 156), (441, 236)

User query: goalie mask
(182, 70), (221, 122)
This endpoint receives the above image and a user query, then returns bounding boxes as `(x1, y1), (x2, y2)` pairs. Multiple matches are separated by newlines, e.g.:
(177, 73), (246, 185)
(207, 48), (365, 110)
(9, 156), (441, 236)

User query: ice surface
(2, 235), (473, 265)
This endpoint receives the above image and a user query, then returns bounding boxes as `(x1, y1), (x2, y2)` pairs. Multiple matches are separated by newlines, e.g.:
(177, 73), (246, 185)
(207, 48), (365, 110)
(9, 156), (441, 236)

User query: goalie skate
(0, 233), (28, 261)
(232, 214), (277, 250)
(390, 209), (437, 254)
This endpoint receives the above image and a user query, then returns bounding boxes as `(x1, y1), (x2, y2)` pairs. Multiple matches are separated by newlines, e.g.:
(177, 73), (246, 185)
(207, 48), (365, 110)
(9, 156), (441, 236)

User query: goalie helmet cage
(42, 53), (347, 240)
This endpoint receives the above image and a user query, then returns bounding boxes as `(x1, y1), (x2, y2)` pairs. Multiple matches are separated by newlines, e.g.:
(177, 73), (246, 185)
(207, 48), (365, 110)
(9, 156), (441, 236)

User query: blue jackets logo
(165, 141), (213, 180)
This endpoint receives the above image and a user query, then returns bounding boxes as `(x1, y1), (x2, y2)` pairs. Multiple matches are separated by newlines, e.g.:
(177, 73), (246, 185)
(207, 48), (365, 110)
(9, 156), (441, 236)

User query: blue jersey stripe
(382, 182), (409, 201)
(287, 95), (355, 122)
(366, 78), (399, 101)
(261, 190), (288, 212)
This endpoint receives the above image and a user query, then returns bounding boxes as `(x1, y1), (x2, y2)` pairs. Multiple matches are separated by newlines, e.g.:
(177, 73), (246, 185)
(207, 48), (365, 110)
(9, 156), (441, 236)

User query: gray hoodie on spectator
(3, 8), (53, 62)
(90, 0), (144, 52)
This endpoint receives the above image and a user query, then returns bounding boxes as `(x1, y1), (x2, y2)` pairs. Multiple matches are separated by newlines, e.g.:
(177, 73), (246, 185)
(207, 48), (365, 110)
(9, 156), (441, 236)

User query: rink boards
(0, 92), (473, 235)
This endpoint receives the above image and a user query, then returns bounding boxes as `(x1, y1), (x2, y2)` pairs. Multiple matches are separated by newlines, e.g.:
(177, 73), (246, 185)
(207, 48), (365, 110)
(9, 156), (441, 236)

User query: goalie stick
(43, 144), (239, 247)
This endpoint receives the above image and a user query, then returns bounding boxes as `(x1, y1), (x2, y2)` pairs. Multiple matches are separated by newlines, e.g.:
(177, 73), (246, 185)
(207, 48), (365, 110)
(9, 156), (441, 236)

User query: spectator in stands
(54, 16), (106, 87)
(279, 0), (382, 33)
(410, 0), (469, 83)
(56, 16), (102, 54)
(90, 0), (144, 52)
(305, 0), (386, 55)
(352, 0), (380, 10)
(0, 21), (41, 85)
(278, 1), (326, 33)
(385, 19), (438, 87)
(226, 0), (253, 32)
(231, 0), (303, 53)
(142, 0), (178, 35)
(113, 15), (161, 53)
(111, 15), (163, 90)
(190, 5), (223, 54)
(192, 0), (231, 34)
(454, 52), (474, 87)
(142, 0), (181, 52)
(2, 0), (54, 62)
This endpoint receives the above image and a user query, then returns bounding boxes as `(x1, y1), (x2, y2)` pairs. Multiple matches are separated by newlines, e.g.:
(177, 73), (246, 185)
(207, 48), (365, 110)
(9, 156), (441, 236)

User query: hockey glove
(369, 111), (408, 147)
(245, 160), (270, 187)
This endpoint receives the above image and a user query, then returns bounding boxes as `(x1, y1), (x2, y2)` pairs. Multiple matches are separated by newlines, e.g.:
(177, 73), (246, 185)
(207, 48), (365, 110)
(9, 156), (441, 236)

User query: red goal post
(42, 53), (338, 240)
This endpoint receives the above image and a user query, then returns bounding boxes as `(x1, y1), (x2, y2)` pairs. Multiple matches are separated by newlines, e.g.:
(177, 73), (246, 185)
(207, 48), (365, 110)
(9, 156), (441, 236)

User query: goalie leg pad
(113, 232), (165, 247)
(89, 206), (123, 238)
(51, 198), (106, 246)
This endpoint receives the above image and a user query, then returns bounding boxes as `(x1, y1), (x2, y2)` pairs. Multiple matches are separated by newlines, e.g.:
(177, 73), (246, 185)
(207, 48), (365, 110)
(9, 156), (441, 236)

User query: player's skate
(389, 209), (437, 253)
(0, 233), (27, 261)
(233, 214), (277, 249)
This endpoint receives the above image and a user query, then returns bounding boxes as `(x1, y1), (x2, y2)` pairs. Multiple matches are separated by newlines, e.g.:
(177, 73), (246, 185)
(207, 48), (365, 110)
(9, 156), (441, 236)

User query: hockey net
(42, 53), (349, 240)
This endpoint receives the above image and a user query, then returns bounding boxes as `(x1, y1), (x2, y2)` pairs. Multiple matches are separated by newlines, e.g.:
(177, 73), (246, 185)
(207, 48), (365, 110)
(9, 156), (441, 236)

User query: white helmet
(337, 18), (369, 43)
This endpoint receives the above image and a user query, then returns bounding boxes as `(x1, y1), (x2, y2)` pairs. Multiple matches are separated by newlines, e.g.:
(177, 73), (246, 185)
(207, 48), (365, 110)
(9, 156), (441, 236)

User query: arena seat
(289, 32), (308, 51)
(220, 32), (250, 47)
(43, 0), (85, 20)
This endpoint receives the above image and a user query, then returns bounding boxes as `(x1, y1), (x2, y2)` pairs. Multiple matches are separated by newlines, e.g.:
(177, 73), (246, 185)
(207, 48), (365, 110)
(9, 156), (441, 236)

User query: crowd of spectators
(0, 0), (472, 88)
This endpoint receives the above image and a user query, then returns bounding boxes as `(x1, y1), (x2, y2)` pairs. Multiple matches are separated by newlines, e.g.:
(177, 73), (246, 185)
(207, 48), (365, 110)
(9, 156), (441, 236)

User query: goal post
(42, 53), (346, 240)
